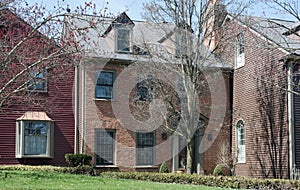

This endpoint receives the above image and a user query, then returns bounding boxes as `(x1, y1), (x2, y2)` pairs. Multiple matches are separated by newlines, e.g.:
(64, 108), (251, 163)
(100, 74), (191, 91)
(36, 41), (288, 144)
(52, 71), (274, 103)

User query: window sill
(94, 165), (118, 168)
(134, 165), (158, 169)
(93, 98), (116, 101)
(27, 90), (48, 93)
(115, 51), (132, 54)
(16, 155), (53, 159)
(235, 65), (245, 69)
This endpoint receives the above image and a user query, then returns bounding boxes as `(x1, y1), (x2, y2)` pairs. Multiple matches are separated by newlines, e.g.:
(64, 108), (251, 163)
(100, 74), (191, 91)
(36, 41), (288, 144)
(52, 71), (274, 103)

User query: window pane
(97, 72), (113, 85)
(95, 71), (114, 99)
(136, 75), (154, 101)
(28, 70), (46, 91)
(95, 129), (115, 165)
(117, 29), (130, 52)
(136, 132), (155, 165)
(95, 86), (113, 99)
(118, 29), (129, 40)
(237, 33), (244, 54)
(24, 122), (47, 155)
(236, 120), (245, 162)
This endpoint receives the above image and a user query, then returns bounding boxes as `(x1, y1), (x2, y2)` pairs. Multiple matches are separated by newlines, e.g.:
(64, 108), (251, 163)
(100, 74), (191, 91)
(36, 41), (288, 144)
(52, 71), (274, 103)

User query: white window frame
(235, 33), (245, 69)
(94, 129), (116, 166)
(236, 120), (246, 163)
(115, 27), (132, 53)
(136, 131), (156, 166)
(16, 120), (53, 158)
(28, 69), (48, 92)
(95, 70), (115, 100)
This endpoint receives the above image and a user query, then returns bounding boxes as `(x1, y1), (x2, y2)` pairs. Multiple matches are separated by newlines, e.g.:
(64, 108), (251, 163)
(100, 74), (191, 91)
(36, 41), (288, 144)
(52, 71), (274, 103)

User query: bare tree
(217, 140), (236, 175)
(0, 0), (107, 110)
(139, 0), (251, 174)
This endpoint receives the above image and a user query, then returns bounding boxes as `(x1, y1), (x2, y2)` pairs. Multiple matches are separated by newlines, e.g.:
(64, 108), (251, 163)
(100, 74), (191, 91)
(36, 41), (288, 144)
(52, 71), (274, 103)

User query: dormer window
(102, 12), (134, 53)
(116, 27), (131, 53)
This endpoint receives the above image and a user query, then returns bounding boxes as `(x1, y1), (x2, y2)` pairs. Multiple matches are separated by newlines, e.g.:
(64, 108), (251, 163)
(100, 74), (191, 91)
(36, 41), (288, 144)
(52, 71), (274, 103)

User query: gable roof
(103, 12), (135, 36)
(230, 14), (300, 54)
(66, 14), (174, 56)
(65, 13), (230, 68)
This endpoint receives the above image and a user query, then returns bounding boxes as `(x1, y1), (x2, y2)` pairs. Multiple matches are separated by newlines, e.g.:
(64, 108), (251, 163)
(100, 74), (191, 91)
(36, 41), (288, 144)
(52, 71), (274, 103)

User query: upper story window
(16, 112), (54, 158)
(115, 27), (131, 53)
(236, 33), (245, 68)
(28, 69), (47, 92)
(136, 74), (155, 101)
(95, 70), (115, 99)
(236, 120), (245, 163)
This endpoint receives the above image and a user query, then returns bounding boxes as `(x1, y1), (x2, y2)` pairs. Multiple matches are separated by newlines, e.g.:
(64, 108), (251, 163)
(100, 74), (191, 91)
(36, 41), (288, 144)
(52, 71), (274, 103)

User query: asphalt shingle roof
(235, 15), (300, 54)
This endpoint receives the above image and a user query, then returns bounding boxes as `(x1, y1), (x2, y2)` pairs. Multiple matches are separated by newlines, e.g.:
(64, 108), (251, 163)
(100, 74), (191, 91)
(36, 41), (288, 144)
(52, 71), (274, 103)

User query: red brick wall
(219, 17), (289, 178)
(79, 59), (231, 173)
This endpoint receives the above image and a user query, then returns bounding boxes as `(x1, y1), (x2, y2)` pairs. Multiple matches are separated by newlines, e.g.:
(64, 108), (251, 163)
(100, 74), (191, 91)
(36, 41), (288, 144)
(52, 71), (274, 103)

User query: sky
(25, 0), (297, 21)
(26, 0), (149, 20)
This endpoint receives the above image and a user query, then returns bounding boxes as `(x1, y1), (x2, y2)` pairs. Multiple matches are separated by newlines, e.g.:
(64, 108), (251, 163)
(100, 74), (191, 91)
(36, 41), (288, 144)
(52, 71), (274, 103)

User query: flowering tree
(0, 0), (108, 109)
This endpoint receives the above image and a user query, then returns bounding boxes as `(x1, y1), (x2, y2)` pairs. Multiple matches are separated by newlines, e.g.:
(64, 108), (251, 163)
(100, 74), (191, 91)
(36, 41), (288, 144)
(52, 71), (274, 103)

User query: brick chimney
(203, 0), (227, 51)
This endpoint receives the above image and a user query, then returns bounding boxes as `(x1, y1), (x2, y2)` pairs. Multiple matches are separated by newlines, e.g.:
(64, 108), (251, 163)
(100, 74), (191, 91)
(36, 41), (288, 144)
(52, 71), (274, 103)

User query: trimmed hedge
(100, 172), (300, 189)
(1, 165), (300, 189)
(0, 165), (93, 175)
(159, 162), (169, 173)
(65, 154), (92, 167)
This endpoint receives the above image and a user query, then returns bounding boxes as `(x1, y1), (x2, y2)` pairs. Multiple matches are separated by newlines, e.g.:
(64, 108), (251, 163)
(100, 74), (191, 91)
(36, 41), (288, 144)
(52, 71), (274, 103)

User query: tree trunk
(186, 138), (194, 174)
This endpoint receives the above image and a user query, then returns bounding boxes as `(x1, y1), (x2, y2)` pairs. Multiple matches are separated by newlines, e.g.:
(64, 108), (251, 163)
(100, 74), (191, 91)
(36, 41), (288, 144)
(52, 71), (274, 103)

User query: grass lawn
(0, 170), (229, 190)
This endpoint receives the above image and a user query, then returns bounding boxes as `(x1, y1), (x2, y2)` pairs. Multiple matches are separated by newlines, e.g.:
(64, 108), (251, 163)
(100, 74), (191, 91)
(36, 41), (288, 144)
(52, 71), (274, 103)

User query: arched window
(236, 120), (245, 163)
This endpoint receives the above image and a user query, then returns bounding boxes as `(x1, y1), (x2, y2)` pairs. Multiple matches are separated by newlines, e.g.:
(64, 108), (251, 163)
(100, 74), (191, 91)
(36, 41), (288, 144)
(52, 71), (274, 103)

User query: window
(94, 129), (115, 165)
(95, 71), (114, 99)
(28, 70), (47, 92)
(236, 120), (245, 163)
(116, 28), (131, 53)
(16, 112), (53, 158)
(136, 132), (155, 165)
(237, 33), (244, 54)
(236, 33), (245, 68)
(136, 74), (155, 101)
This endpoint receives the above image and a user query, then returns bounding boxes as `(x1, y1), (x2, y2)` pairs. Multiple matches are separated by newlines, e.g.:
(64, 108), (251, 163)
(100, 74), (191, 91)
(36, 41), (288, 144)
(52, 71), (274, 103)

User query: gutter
(74, 63), (79, 154)
(288, 61), (295, 177)
(81, 62), (86, 154)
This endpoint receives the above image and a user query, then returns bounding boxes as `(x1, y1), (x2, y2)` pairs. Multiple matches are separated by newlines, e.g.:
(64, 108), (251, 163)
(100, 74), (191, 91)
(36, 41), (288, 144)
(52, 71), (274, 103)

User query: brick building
(67, 12), (232, 174)
(216, 11), (300, 178)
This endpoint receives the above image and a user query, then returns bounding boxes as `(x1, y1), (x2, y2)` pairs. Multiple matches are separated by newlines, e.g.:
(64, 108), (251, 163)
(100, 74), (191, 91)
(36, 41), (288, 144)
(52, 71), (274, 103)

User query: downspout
(81, 62), (86, 154)
(74, 63), (79, 154)
(288, 61), (295, 177)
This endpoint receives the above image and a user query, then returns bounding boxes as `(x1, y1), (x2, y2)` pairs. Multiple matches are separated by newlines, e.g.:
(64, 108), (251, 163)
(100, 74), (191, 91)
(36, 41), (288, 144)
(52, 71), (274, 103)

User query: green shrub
(2, 165), (300, 189)
(213, 165), (223, 176)
(65, 154), (92, 167)
(100, 172), (300, 189)
(159, 162), (169, 173)
(0, 165), (94, 175)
